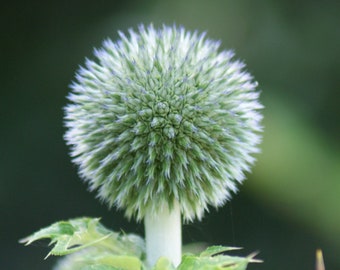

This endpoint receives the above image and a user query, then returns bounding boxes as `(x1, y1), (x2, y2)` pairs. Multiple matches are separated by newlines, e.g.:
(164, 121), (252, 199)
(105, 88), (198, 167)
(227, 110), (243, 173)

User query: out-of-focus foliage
(251, 97), (340, 248)
(1, 0), (339, 269)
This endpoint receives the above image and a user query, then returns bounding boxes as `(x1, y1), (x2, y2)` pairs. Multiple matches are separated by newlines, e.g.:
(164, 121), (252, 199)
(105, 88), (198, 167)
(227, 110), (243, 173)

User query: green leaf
(81, 265), (119, 270)
(53, 249), (143, 270)
(21, 218), (260, 270)
(20, 217), (145, 259)
(199, 246), (242, 257)
(178, 246), (260, 270)
(152, 257), (175, 270)
(92, 254), (142, 270)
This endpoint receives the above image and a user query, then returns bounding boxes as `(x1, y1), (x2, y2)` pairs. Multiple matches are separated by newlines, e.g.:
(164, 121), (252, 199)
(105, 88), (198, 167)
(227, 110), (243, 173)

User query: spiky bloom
(65, 24), (263, 222)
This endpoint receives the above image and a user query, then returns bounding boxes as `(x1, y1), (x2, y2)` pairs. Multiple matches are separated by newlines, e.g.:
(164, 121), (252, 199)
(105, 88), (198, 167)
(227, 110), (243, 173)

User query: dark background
(1, 0), (339, 269)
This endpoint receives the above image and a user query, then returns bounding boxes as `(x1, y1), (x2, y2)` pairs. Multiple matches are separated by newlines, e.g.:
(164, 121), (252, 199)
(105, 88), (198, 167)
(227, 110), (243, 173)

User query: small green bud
(64, 24), (263, 221)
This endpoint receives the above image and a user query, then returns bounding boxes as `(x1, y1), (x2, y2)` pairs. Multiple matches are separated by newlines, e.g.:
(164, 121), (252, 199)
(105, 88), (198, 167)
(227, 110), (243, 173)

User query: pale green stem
(144, 201), (182, 267)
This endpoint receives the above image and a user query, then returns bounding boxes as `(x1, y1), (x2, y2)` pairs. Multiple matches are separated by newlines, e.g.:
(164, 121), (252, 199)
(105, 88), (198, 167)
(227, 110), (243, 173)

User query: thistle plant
(21, 24), (263, 269)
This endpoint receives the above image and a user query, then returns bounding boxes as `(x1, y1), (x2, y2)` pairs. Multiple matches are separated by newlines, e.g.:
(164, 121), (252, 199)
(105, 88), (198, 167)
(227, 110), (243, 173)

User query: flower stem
(144, 201), (182, 267)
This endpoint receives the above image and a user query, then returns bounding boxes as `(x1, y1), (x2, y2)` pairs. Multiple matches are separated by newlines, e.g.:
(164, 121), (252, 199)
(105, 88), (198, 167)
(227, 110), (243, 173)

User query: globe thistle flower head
(65, 24), (263, 222)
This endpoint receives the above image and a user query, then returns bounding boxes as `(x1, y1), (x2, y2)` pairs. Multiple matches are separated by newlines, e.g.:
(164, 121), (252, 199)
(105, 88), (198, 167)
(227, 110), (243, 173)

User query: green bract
(65, 24), (263, 221)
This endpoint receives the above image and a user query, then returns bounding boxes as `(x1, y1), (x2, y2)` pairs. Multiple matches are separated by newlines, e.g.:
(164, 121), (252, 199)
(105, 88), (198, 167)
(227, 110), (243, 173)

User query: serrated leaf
(20, 217), (145, 259)
(178, 246), (260, 270)
(199, 246), (242, 257)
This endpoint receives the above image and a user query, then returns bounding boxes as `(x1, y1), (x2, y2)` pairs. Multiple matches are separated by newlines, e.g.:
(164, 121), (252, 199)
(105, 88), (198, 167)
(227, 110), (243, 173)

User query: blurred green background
(1, 0), (339, 269)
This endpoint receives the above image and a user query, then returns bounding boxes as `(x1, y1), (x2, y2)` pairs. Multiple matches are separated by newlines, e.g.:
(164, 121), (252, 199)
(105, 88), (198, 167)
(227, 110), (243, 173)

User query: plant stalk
(144, 201), (182, 267)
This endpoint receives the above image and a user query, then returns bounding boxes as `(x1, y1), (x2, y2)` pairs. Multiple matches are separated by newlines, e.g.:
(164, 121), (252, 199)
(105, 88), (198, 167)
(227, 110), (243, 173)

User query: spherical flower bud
(64, 24), (263, 222)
